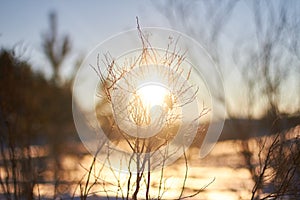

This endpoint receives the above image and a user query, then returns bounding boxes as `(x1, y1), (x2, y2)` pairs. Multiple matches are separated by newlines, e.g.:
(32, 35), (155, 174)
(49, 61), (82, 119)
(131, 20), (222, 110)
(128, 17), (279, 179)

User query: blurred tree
(0, 49), (49, 199)
(155, 0), (300, 118)
(41, 11), (79, 197)
(156, 0), (300, 199)
(42, 11), (71, 85)
(0, 46), (76, 199)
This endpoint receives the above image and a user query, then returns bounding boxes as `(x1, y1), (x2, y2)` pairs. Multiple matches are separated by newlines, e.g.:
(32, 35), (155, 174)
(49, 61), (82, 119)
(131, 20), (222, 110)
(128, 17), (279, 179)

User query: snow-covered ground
(24, 140), (253, 199)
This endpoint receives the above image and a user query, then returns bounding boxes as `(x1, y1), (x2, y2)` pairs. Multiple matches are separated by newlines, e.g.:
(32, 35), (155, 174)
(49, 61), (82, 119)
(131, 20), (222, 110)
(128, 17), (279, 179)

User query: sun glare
(137, 83), (169, 108)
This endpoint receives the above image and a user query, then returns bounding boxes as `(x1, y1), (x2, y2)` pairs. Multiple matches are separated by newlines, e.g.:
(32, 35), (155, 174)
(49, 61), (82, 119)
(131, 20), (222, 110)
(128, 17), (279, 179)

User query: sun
(127, 83), (170, 127)
(136, 83), (169, 108)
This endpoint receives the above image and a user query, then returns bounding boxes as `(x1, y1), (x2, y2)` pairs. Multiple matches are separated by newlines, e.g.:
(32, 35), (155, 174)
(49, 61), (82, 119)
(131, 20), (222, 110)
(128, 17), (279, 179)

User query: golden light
(136, 83), (169, 109)
(126, 83), (170, 127)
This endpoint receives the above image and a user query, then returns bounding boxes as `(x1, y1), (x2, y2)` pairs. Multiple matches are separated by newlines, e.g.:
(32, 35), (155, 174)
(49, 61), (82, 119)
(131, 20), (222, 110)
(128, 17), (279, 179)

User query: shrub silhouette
(0, 49), (76, 199)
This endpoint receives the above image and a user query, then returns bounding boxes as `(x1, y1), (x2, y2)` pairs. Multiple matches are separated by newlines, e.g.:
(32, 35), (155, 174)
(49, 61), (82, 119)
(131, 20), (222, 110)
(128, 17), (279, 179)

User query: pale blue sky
(0, 1), (169, 77)
(0, 1), (247, 78)
(0, 1), (162, 47)
(1, 1), (299, 116)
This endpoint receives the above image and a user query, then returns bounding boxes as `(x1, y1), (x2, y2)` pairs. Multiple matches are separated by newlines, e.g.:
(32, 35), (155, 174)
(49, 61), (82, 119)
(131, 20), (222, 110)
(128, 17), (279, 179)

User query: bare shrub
(74, 19), (211, 200)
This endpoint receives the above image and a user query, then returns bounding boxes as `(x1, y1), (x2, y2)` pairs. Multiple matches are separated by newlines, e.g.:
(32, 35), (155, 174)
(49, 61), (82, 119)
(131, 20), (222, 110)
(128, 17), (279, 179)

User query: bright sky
(0, 1), (169, 78)
(1, 1), (299, 116)
(0, 1), (265, 77)
(0, 1), (247, 81)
